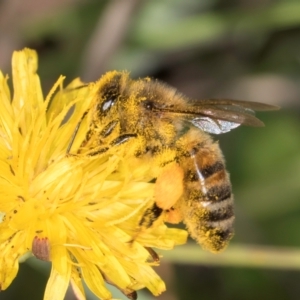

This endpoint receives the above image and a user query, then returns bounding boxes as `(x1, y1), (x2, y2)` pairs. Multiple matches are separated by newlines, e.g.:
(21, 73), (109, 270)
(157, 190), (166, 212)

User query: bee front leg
(66, 112), (88, 154)
(110, 134), (137, 146)
(68, 133), (137, 158)
(82, 133), (137, 156)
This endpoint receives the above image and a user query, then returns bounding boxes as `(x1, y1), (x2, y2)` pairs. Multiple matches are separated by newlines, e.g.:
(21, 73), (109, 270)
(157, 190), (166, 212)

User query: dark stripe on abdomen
(206, 184), (231, 202)
(186, 183), (231, 204)
(202, 204), (234, 222)
(215, 228), (234, 241)
(185, 161), (225, 183)
(209, 227), (234, 246)
(201, 161), (224, 179)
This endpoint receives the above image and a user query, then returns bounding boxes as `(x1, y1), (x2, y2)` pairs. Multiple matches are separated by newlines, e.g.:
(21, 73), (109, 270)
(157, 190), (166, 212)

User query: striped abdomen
(178, 134), (234, 252)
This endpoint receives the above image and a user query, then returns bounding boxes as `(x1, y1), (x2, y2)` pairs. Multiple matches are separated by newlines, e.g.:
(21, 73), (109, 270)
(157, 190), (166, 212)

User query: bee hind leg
(138, 202), (163, 229)
(129, 203), (164, 244)
(145, 247), (160, 263)
(100, 270), (138, 300)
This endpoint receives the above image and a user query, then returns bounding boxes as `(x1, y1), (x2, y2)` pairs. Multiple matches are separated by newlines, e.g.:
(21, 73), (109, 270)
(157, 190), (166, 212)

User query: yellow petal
(44, 267), (70, 300)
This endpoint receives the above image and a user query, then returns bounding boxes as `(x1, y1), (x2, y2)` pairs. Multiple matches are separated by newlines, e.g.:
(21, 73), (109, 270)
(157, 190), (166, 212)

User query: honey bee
(76, 71), (278, 253)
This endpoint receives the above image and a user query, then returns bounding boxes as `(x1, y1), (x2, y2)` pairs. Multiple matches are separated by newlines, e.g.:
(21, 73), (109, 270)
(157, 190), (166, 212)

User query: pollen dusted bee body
(79, 71), (278, 253)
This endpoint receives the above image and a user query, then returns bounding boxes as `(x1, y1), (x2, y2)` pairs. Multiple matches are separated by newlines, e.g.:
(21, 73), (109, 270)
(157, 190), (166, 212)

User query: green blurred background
(0, 0), (299, 299)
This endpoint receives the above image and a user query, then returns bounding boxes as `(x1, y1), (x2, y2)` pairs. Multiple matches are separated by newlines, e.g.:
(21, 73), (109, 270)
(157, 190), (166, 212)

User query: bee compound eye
(101, 98), (115, 113)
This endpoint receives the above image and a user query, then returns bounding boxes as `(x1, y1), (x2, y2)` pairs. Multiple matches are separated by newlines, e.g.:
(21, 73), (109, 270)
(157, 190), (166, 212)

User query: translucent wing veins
(155, 99), (279, 134)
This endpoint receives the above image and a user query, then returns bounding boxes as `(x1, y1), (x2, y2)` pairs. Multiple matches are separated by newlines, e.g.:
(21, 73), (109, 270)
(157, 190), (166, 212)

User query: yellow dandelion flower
(0, 49), (188, 300)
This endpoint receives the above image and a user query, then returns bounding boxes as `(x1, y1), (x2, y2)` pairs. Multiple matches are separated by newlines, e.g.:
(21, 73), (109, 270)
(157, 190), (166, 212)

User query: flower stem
(162, 244), (300, 270)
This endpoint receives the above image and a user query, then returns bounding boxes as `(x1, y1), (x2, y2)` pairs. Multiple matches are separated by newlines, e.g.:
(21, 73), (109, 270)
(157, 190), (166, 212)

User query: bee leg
(67, 146), (110, 158)
(126, 290), (138, 300)
(68, 132), (136, 158)
(66, 112), (88, 154)
(145, 247), (160, 263)
(99, 119), (119, 138)
(138, 202), (163, 229)
(129, 203), (163, 244)
(100, 270), (138, 300)
(66, 121), (80, 153)
(83, 134), (137, 157)
(110, 133), (137, 146)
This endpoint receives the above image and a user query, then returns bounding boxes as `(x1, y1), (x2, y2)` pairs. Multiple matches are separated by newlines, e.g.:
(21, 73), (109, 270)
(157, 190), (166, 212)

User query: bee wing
(190, 117), (241, 134)
(161, 99), (279, 135)
(195, 99), (279, 112)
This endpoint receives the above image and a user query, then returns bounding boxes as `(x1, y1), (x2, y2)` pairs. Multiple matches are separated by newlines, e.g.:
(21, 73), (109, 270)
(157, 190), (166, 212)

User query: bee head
(95, 71), (129, 118)
(94, 72), (185, 142)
